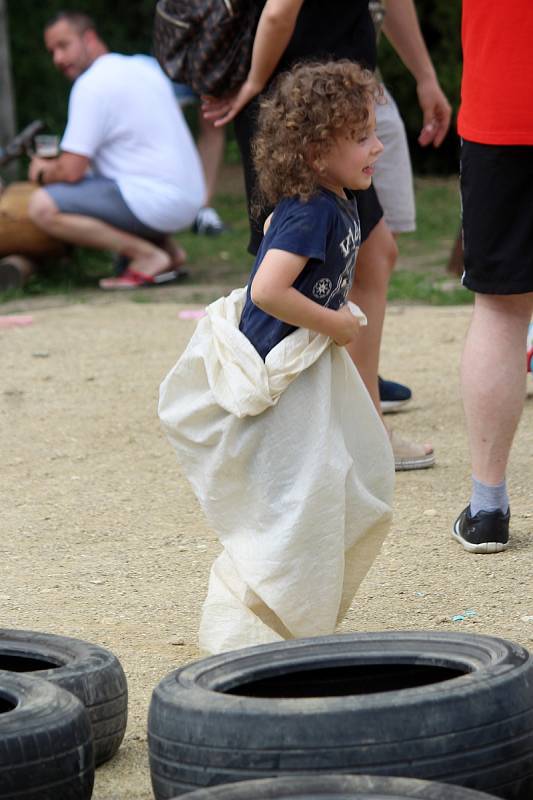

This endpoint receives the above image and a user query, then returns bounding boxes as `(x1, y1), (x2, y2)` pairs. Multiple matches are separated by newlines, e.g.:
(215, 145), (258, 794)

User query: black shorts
(460, 139), (533, 294)
(235, 100), (383, 256)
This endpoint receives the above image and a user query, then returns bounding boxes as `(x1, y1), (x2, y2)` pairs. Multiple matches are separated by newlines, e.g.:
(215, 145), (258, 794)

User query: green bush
(378, 0), (462, 174)
(6, 0), (237, 172)
(7, 1), (462, 174)
(8, 0), (155, 135)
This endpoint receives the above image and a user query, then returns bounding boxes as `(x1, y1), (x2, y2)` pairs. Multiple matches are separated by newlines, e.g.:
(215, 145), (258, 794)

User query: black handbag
(153, 0), (262, 97)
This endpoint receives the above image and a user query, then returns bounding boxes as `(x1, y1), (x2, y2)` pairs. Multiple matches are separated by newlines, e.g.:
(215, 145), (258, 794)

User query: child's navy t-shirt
(239, 188), (360, 360)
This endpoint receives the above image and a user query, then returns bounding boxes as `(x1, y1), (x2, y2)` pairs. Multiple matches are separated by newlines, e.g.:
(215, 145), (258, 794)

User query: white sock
(470, 476), (509, 516)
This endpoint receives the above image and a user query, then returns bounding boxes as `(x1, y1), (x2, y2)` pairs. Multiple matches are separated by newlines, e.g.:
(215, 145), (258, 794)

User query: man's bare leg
(28, 189), (170, 276)
(346, 217), (433, 466)
(196, 112), (225, 207)
(162, 236), (187, 270)
(452, 291), (532, 552)
(193, 113), (226, 236)
(346, 218), (397, 414)
(461, 292), (533, 484)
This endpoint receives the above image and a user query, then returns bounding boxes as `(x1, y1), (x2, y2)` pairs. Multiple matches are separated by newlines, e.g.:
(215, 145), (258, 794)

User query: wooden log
(0, 181), (65, 257)
(0, 254), (36, 290)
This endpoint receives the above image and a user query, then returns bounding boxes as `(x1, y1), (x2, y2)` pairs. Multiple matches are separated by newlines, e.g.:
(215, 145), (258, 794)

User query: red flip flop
(99, 266), (188, 291)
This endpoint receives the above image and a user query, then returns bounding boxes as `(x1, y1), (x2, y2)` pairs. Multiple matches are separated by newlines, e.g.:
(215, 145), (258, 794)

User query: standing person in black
(234, 1), (381, 254)
(203, 0), (451, 470)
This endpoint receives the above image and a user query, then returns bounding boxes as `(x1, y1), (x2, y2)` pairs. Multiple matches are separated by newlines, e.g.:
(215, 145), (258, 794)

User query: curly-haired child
(159, 60), (395, 656)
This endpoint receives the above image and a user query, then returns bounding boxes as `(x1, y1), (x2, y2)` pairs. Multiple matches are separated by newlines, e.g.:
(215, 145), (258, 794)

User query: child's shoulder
(273, 190), (339, 224)
(264, 191), (347, 253)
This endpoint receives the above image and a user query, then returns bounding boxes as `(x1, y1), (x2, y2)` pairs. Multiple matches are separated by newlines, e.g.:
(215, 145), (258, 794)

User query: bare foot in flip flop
(163, 237), (187, 270)
(388, 428), (435, 472)
(99, 244), (173, 290)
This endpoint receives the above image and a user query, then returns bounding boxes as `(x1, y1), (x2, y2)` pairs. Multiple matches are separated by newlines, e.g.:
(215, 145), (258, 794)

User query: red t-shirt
(458, 0), (533, 145)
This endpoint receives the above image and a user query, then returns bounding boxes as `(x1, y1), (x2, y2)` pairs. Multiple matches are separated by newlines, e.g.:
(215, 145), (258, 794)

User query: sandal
(99, 265), (188, 291)
(389, 429), (435, 472)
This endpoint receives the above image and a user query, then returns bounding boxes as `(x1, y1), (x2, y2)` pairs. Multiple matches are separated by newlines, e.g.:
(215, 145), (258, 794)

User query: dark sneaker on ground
(192, 206), (226, 236)
(379, 376), (412, 413)
(452, 506), (510, 554)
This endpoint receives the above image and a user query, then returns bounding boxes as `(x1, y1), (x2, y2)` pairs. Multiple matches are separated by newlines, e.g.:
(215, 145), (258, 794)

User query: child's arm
(251, 248), (361, 345)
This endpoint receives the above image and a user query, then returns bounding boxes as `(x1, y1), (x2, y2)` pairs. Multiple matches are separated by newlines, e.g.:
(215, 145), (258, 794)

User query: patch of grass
(396, 178), (461, 268)
(173, 193), (254, 286)
(389, 176), (471, 305)
(0, 247), (111, 302)
(0, 173), (468, 305)
(409, 176), (461, 242)
(388, 270), (470, 305)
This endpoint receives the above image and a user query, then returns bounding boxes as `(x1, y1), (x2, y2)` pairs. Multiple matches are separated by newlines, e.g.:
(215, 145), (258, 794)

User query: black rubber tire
(176, 774), (498, 799)
(147, 631), (533, 799)
(0, 670), (94, 799)
(0, 628), (128, 766)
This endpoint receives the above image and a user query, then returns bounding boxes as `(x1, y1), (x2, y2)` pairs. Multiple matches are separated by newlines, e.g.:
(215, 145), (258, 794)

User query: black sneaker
(452, 506), (510, 554)
(379, 376), (412, 413)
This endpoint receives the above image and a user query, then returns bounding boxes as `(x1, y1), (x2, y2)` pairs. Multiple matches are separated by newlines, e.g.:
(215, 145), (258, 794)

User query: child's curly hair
(252, 59), (383, 213)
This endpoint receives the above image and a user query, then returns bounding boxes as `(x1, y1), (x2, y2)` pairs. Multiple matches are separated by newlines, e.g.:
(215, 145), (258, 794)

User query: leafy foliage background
(8, 0), (156, 134)
(7, 0), (462, 173)
(378, 0), (462, 174)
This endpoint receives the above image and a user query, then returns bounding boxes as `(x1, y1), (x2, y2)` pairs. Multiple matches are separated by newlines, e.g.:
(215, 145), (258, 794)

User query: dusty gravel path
(1, 295), (532, 800)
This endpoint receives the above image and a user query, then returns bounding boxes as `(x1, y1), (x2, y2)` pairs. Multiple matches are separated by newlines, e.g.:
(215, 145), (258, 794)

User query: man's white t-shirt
(60, 54), (206, 232)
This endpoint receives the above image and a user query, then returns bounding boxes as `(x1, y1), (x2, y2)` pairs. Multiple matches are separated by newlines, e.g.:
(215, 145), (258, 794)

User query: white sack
(159, 288), (394, 655)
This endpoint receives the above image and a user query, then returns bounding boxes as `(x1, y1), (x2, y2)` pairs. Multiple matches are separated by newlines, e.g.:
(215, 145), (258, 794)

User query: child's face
(318, 106), (383, 197)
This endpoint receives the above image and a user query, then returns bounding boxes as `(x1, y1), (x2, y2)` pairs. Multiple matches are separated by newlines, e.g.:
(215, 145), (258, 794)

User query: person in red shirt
(452, 1), (533, 553)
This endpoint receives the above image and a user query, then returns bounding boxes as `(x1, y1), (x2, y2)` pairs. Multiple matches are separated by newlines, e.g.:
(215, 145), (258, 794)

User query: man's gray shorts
(44, 176), (163, 240)
(373, 86), (416, 234)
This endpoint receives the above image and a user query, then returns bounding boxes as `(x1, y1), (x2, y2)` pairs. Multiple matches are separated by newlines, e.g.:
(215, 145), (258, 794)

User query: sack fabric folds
(159, 288), (394, 655)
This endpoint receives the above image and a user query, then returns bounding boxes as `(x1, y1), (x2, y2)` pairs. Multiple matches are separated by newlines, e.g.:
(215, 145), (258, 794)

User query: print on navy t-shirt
(240, 188), (360, 360)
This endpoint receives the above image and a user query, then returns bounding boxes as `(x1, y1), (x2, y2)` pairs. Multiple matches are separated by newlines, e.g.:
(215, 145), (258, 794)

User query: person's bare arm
(202, 0), (304, 127)
(28, 151), (89, 185)
(251, 248), (362, 345)
(382, 0), (451, 147)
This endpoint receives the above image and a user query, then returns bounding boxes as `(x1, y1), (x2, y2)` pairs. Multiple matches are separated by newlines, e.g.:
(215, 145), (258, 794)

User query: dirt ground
(1, 288), (532, 800)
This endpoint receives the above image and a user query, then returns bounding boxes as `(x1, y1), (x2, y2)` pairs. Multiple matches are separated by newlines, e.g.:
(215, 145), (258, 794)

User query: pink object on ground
(0, 315), (33, 328)
(178, 309), (206, 320)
